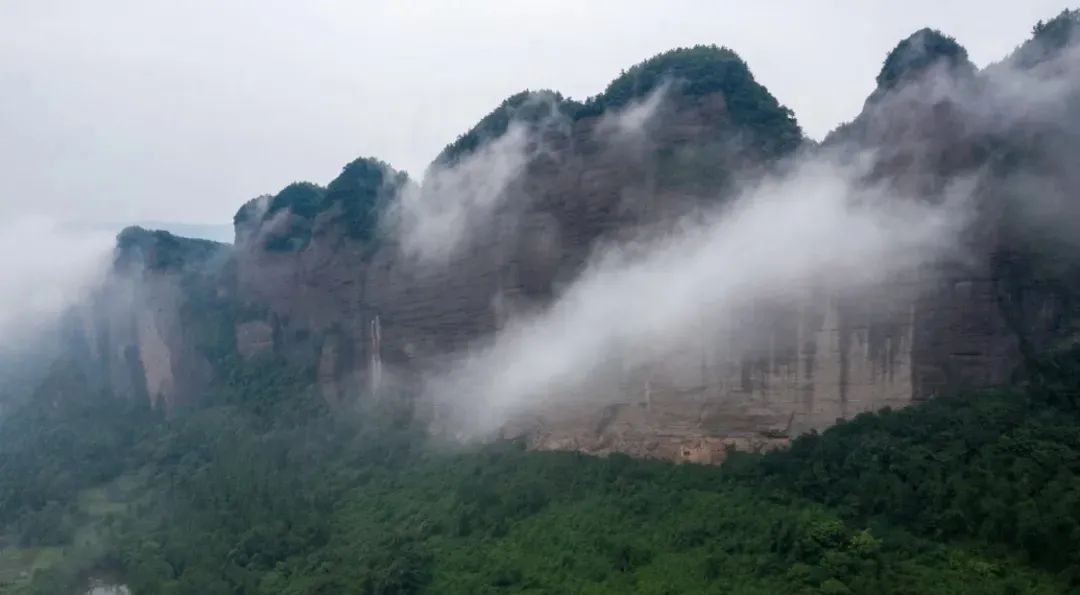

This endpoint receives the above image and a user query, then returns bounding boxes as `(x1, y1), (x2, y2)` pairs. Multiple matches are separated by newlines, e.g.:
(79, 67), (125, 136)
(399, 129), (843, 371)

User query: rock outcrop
(69, 20), (1080, 461)
(71, 227), (230, 410)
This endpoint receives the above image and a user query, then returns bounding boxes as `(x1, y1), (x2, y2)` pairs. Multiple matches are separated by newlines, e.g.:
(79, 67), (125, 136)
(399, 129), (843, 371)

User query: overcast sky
(0, 1), (1071, 227)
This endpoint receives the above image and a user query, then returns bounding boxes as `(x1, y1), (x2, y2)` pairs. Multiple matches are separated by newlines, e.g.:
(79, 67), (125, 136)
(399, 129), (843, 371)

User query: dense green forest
(231, 157), (409, 253)
(873, 29), (974, 93)
(3, 345), (1080, 593)
(436, 45), (802, 167)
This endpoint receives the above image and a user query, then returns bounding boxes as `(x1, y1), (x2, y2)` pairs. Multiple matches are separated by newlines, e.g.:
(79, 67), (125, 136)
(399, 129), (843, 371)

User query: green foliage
(727, 358), (1080, 582)
(583, 45), (802, 156)
(178, 272), (240, 373)
(249, 446), (1054, 594)
(267, 182), (326, 220)
(115, 227), (227, 272)
(437, 46), (802, 168)
(233, 194), (269, 228)
(589, 45), (752, 110)
(1033, 9), (1080, 39)
(436, 90), (580, 167)
(10, 340), (1080, 593)
(0, 377), (155, 547)
(259, 183), (326, 252)
(241, 159), (410, 252)
(874, 29), (974, 92)
(324, 157), (410, 242)
(1014, 9), (1080, 68)
(2, 379), (1067, 594)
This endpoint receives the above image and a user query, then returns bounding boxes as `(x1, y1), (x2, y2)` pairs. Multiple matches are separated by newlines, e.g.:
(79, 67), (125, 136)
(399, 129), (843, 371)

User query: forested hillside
(4, 348), (1080, 593)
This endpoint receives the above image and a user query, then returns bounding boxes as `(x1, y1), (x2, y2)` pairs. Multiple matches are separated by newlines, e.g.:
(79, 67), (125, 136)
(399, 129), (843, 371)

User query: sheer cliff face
(230, 68), (801, 415)
(83, 25), (1080, 460)
(70, 228), (228, 411)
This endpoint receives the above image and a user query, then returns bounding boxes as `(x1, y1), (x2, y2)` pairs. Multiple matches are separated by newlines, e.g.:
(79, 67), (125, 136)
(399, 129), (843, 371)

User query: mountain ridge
(9, 12), (1080, 593)
(48, 14), (1080, 465)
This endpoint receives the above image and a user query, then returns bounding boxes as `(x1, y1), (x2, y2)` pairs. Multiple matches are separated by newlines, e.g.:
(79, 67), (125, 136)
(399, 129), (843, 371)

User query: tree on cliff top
(823, 29), (973, 145)
(233, 158), (411, 251)
(873, 28), (974, 94)
(435, 90), (579, 167)
(324, 157), (411, 242)
(115, 226), (227, 271)
(266, 182), (325, 220)
(1008, 9), (1080, 69)
(437, 45), (803, 168)
(582, 45), (803, 155)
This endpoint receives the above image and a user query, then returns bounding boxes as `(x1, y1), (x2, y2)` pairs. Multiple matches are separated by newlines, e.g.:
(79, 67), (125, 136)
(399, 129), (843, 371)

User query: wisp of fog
(416, 36), (1080, 438)
(428, 154), (974, 436)
(0, 217), (113, 347)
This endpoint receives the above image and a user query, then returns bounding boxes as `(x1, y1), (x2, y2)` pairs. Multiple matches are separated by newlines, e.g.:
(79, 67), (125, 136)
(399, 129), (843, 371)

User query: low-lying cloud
(396, 123), (531, 262)
(428, 153), (974, 436)
(421, 32), (1080, 439)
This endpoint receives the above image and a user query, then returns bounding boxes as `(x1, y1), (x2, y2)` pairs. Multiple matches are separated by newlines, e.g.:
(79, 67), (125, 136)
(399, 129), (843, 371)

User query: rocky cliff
(70, 15), (1080, 462)
(61, 228), (230, 411)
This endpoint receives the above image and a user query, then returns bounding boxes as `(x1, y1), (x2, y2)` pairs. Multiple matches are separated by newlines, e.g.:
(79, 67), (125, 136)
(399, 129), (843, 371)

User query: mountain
(131, 222), (235, 244)
(6, 11), (1080, 593)
(54, 25), (1080, 462)
(73, 44), (816, 456)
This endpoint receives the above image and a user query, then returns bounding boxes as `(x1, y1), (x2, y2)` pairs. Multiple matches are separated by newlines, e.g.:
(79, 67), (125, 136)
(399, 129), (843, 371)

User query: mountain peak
(1008, 9), (1080, 69)
(590, 45), (749, 110)
(585, 45), (802, 154)
(437, 45), (803, 169)
(233, 158), (410, 253)
(875, 28), (974, 93)
(435, 90), (576, 167)
(324, 157), (411, 242)
(115, 226), (226, 271)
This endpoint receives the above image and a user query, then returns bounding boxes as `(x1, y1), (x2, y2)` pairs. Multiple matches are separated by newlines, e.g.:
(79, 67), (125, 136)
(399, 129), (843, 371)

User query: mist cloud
(396, 123), (532, 262)
(596, 83), (669, 142)
(429, 154), (974, 436)
(423, 33), (1080, 439)
(0, 217), (113, 347)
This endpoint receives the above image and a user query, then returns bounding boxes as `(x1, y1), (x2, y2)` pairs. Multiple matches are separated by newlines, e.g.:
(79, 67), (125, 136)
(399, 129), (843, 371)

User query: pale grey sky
(0, 0), (1071, 226)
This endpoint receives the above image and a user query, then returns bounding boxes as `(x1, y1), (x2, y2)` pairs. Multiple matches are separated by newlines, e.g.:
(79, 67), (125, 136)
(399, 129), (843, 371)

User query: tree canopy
(232, 158), (410, 252)
(435, 90), (580, 167)
(436, 45), (803, 167)
(874, 28), (974, 93)
(1009, 9), (1080, 69)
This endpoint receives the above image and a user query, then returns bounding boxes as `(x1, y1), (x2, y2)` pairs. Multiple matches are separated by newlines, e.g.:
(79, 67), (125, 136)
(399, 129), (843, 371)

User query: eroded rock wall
(84, 32), (1080, 462)
(223, 82), (1033, 462)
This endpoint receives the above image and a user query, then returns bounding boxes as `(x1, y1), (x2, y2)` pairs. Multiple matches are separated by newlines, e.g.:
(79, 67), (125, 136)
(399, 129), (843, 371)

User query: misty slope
(6, 8), (1080, 595)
